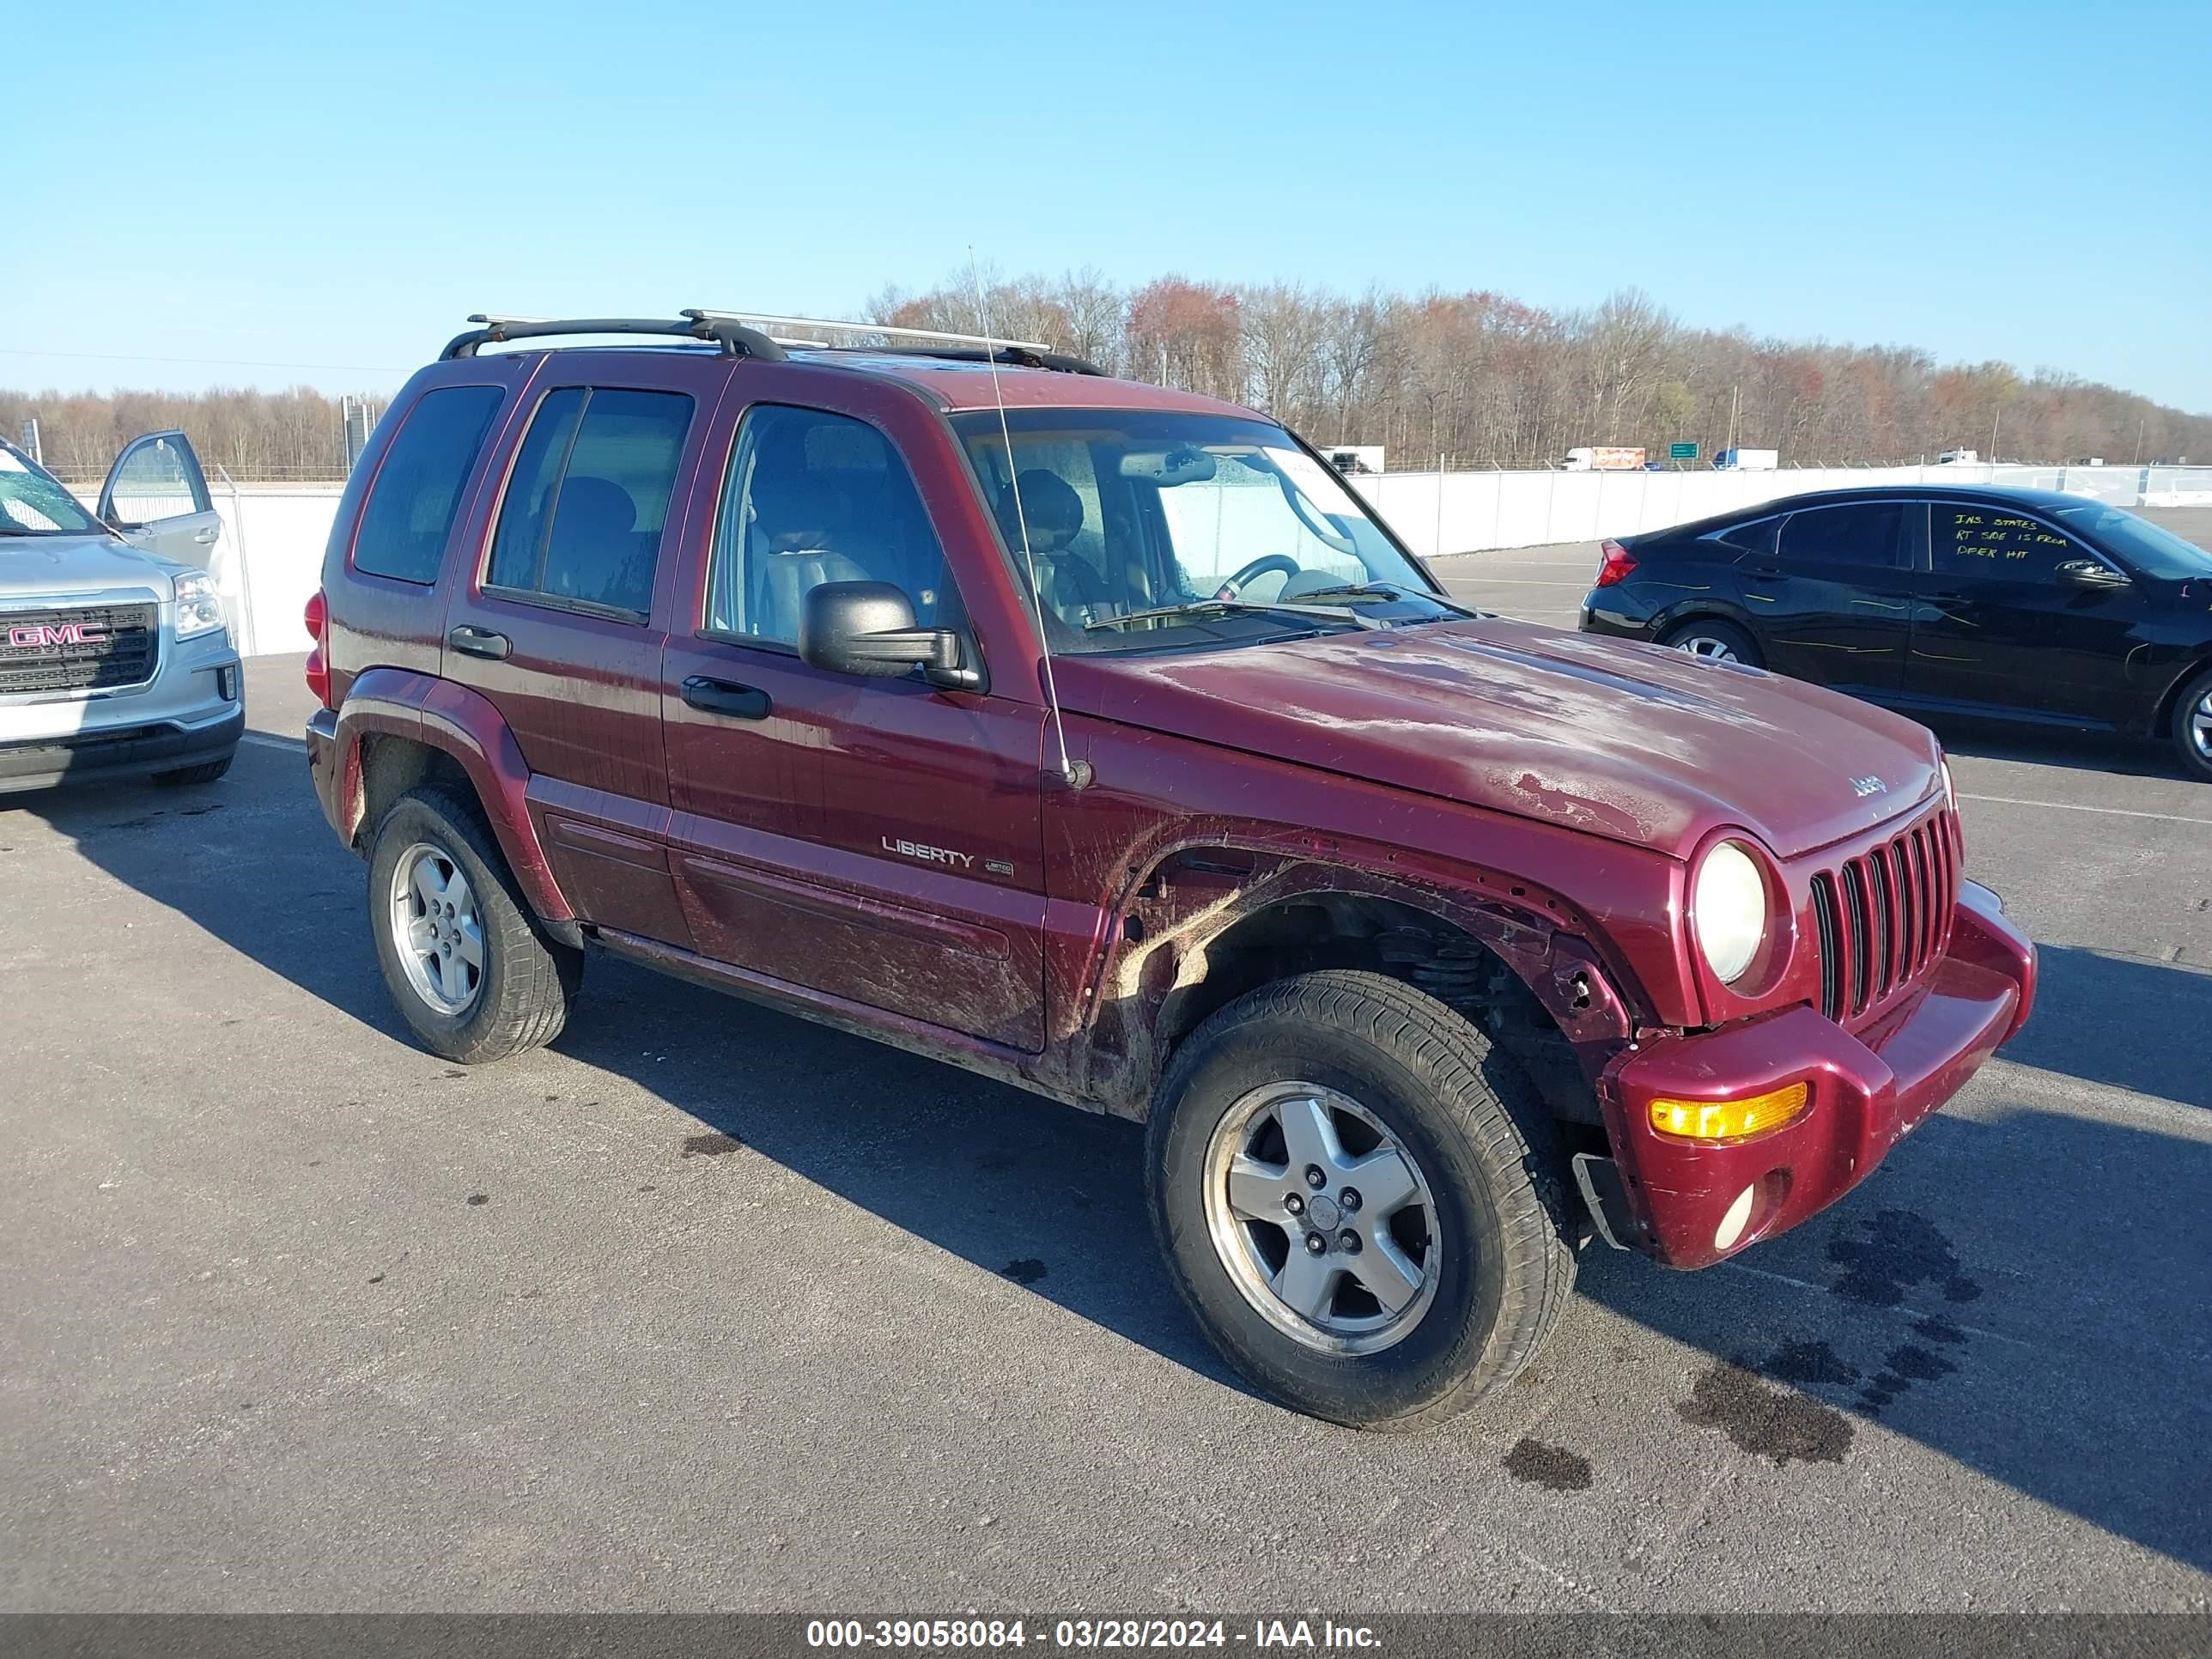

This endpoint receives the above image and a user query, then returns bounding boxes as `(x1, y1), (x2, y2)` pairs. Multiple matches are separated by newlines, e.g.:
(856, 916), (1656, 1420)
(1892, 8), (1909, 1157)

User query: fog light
(1648, 1081), (1809, 1142)
(1714, 1184), (1758, 1251)
(216, 665), (240, 702)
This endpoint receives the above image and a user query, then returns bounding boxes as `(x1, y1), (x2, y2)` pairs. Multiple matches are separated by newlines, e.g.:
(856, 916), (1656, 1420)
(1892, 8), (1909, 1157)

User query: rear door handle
(682, 675), (772, 720)
(1744, 565), (1784, 581)
(447, 625), (511, 660)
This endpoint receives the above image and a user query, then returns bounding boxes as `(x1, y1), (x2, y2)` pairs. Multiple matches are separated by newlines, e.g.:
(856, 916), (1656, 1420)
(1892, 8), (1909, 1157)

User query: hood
(1055, 618), (1943, 862)
(0, 532), (179, 601)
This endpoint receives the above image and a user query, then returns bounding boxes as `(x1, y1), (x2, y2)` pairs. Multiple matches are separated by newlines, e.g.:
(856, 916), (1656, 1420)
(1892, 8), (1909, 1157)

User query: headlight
(1941, 756), (1956, 813)
(1693, 838), (1769, 985)
(173, 572), (226, 640)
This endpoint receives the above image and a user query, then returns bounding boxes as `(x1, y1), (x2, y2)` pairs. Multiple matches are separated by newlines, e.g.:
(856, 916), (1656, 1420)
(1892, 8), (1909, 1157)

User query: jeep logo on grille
(7, 623), (108, 649)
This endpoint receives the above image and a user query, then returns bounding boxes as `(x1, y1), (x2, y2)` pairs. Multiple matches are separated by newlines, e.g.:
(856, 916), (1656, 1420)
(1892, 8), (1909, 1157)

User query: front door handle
(447, 625), (512, 660)
(682, 675), (772, 720)
(192, 526), (220, 544)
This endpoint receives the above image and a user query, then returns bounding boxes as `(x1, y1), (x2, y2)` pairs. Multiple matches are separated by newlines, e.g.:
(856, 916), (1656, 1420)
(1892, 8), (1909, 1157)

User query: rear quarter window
(351, 386), (506, 584)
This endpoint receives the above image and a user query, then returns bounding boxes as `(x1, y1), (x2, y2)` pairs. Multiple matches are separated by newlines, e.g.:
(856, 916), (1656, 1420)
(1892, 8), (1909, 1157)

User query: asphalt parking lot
(6, 516), (2211, 1614)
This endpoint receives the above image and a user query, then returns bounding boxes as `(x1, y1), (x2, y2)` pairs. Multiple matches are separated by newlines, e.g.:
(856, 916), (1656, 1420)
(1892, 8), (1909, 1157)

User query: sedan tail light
(1595, 539), (1638, 587)
(304, 588), (331, 708)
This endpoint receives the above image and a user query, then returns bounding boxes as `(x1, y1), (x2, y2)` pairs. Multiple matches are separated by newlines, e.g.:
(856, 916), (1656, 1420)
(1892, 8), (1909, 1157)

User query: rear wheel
(367, 786), (580, 1064)
(1146, 970), (1577, 1430)
(1660, 617), (1762, 668)
(2174, 665), (2212, 783)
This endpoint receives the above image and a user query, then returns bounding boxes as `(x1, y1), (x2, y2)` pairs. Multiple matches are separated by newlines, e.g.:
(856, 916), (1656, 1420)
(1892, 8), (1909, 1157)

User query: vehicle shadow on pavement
(5, 748), (418, 1049)
(1572, 1096), (2212, 1577)
(2005, 944), (2212, 1109)
(548, 951), (1261, 1401)
(1920, 714), (2181, 781)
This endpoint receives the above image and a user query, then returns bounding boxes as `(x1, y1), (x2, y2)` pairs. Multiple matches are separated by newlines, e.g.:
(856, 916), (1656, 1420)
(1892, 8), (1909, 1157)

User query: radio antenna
(969, 249), (1086, 788)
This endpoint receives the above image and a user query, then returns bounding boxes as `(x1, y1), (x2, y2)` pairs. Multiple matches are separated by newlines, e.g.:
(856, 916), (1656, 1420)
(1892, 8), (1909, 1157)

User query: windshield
(951, 409), (1452, 655)
(2050, 502), (2212, 581)
(0, 442), (101, 537)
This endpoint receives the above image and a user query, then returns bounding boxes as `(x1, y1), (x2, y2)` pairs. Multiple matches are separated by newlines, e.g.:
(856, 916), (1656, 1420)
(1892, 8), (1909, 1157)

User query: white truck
(1560, 446), (1646, 472)
(1711, 447), (1779, 471)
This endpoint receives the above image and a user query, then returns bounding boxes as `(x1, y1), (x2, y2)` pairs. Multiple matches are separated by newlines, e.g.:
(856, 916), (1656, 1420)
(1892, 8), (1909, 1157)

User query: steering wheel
(1218, 554), (1303, 597)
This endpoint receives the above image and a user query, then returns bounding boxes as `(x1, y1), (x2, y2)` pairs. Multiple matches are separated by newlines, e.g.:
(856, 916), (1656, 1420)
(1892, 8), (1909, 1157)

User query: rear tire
(367, 785), (580, 1065)
(152, 755), (234, 787)
(1660, 617), (1762, 669)
(1146, 969), (1577, 1431)
(2173, 665), (2212, 784)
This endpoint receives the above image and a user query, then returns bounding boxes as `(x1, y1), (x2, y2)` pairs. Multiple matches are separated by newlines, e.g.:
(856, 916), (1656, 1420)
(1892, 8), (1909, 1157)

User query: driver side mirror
(799, 582), (982, 691)
(2057, 558), (2130, 592)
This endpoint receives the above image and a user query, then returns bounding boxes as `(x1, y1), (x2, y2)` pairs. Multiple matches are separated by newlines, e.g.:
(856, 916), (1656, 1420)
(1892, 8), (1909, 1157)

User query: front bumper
(0, 703), (244, 794)
(1595, 878), (2035, 1268)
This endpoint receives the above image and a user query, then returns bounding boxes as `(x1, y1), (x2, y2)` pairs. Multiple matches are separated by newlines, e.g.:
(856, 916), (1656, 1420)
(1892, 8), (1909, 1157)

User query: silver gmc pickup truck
(0, 432), (243, 794)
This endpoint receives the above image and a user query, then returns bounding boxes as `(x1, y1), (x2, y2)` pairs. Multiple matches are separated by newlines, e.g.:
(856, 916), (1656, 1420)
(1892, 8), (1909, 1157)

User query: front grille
(1810, 805), (1959, 1023)
(0, 604), (160, 696)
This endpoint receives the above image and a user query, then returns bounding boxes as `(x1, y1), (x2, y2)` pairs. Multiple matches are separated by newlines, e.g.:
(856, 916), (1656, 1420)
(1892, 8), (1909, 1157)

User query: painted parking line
(1958, 791), (2212, 828)
(239, 732), (304, 753)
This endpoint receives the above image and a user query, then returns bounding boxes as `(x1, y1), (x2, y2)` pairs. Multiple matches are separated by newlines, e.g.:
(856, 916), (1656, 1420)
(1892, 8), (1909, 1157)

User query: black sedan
(1579, 485), (2212, 781)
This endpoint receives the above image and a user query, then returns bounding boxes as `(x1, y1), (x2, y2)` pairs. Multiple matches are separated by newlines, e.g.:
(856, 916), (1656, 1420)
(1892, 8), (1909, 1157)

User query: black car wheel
(1660, 617), (1763, 669)
(2174, 665), (2212, 784)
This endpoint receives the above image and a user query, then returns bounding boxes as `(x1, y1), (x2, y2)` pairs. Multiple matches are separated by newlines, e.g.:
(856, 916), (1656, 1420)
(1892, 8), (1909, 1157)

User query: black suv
(1580, 484), (2212, 781)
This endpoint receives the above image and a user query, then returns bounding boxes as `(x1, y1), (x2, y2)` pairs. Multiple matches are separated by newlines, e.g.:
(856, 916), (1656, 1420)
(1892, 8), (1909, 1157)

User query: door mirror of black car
(2056, 558), (2130, 592)
(799, 581), (982, 691)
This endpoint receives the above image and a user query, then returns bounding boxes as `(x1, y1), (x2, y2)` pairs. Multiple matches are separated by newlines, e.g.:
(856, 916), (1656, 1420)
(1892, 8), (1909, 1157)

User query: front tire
(1660, 617), (1762, 669)
(152, 754), (234, 787)
(1146, 970), (1577, 1430)
(367, 786), (580, 1065)
(2173, 665), (2212, 784)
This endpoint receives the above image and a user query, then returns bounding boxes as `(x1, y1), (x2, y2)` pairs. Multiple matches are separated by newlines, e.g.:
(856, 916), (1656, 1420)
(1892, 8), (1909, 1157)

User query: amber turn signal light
(1648, 1081), (1809, 1142)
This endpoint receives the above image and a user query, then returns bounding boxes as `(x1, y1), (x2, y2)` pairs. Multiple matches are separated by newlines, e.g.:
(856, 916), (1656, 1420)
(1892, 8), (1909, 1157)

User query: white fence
(97, 465), (2212, 658)
(1358, 463), (2212, 562)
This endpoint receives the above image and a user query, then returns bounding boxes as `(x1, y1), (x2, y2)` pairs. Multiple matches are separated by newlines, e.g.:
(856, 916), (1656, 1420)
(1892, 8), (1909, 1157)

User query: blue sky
(13, 0), (2209, 411)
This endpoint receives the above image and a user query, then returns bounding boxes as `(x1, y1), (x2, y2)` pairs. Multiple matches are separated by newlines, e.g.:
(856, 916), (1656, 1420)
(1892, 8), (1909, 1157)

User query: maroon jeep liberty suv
(306, 312), (2037, 1429)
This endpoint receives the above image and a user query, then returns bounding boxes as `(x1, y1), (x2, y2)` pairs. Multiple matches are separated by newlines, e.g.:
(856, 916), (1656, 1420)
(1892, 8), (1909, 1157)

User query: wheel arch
(1079, 852), (1640, 1129)
(2149, 652), (2212, 742)
(330, 666), (573, 923)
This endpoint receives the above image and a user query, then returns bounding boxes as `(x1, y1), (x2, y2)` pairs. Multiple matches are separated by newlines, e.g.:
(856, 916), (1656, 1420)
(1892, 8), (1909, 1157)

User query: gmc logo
(8, 623), (107, 649)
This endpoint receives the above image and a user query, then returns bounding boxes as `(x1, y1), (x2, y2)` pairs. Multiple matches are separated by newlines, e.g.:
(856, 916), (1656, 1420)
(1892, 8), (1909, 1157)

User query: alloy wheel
(1201, 1083), (1443, 1355)
(389, 841), (485, 1016)
(1673, 632), (1742, 663)
(2192, 690), (2212, 761)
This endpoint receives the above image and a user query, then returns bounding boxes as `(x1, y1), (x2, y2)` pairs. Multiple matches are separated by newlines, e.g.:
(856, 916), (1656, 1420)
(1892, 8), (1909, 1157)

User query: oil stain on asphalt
(1000, 1259), (1048, 1286)
(1676, 1362), (1854, 1467)
(681, 1133), (744, 1158)
(1503, 1438), (1593, 1492)
(1826, 1207), (1981, 1307)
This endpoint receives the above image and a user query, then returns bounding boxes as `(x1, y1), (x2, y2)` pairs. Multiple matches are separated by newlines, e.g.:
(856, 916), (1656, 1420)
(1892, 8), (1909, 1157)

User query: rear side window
(1700, 516), (1778, 559)
(1779, 502), (1904, 568)
(352, 386), (504, 584)
(485, 388), (695, 619)
(1932, 504), (2081, 580)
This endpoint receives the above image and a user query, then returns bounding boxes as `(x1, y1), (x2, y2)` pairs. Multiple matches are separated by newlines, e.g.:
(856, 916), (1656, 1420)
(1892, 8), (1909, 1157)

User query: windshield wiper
(1292, 580), (1486, 619)
(1084, 597), (1389, 634)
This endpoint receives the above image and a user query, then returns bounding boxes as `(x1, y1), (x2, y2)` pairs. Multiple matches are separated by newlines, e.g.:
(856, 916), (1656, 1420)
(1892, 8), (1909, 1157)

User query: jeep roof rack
(682, 310), (1105, 375)
(441, 314), (789, 362)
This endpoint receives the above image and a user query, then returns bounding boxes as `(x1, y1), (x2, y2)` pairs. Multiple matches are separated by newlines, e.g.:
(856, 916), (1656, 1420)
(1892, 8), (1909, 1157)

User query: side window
(1701, 516), (1778, 559)
(705, 405), (949, 648)
(106, 434), (210, 526)
(1778, 503), (1904, 568)
(353, 386), (504, 584)
(1932, 505), (2082, 580)
(485, 388), (693, 619)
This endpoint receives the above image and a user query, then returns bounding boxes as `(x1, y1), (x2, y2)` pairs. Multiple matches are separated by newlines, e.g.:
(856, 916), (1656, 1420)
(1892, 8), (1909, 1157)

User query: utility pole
(2135, 416), (2146, 464)
(1989, 406), (2002, 462)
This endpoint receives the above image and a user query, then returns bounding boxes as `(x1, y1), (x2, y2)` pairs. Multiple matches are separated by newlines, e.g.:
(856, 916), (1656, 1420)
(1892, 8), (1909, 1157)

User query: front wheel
(2173, 665), (2212, 784)
(1660, 617), (1762, 669)
(367, 786), (580, 1065)
(1146, 970), (1577, 1430)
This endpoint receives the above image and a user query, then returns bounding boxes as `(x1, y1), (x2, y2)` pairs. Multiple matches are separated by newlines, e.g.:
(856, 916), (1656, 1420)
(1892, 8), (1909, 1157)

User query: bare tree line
(872, 270), (2209, 469)
(6, 273), (2204, 481)
(0, 386), (386, 481)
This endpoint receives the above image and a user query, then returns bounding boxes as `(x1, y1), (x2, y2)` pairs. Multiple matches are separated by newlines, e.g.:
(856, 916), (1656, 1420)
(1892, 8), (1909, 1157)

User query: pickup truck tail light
(304, 588), (331, 708)
(1595, 539), (1638, 587)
